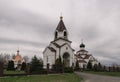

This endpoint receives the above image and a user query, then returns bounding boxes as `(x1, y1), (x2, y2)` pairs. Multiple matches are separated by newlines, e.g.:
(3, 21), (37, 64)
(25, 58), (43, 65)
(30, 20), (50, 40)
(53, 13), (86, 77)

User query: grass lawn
(4, 70), (25, 74)
(0, 73), (82, 82)
(84, 71), (120, 77)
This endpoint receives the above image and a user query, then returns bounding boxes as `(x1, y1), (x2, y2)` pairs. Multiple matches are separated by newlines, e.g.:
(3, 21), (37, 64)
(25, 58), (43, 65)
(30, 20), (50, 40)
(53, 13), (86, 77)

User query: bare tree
(0, 54), (4, 63)
(23, 56), (29, 63)
(12, 54), (16, 59)
(112, 63), (119, 67)
(4, 54), (10, 62)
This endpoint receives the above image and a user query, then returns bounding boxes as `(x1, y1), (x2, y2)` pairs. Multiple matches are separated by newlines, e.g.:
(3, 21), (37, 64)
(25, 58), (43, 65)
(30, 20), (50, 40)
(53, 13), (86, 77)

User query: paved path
(75, 72), (120, 82)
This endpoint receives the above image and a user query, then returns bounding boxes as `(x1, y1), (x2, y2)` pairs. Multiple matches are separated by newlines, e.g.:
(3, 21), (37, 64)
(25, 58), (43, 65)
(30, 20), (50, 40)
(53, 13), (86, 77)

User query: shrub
(21, 62), (26, 71)
(64, 67), (73, 73)
(87, 61), (92, 70)
(30, 55), (43, 73)
(52, 56), (63, 73)
(93, 64), (98, 71)
(7, 60), (15, 71)
(75, 60), (79, 71)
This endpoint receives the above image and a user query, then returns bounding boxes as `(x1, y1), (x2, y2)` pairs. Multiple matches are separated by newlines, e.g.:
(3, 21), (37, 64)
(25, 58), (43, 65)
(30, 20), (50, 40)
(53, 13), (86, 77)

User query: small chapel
(12, 49), (24, 70)
(75, 42), (98, 69)
(43, 16), (75, 68)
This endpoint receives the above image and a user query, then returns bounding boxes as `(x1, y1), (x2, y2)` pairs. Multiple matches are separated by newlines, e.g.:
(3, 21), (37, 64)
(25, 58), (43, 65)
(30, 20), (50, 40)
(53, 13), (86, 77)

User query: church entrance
(63, 52), (70, 67)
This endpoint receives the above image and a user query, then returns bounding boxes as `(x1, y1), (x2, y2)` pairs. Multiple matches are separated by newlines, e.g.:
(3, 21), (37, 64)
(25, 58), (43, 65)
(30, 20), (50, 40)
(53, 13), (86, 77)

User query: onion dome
(80, 43), (85, 48)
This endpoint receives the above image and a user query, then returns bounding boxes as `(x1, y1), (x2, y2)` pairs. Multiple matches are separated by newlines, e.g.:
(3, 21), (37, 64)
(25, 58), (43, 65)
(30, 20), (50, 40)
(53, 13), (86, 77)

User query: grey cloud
(0, 0), (54, 36)
(0, 9), (52, 34)
(78, 24), (100, 41)
(0, 37), (46, 48)
(93, 50), (120, 65)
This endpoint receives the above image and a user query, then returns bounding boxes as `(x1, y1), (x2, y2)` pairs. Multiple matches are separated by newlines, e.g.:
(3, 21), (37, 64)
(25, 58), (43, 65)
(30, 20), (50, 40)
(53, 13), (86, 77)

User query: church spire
(56, 16), (66, 32)
(60, 12), (63, 20)
(17, 47), (20, 55)
(60, 16), (63, 20)
(54, 16), (68, 40)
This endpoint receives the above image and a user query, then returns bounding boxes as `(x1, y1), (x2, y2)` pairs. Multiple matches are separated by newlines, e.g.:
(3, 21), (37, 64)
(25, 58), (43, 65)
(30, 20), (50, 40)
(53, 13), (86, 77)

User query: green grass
(4, 70), (25, 74)
(0, 73), (82, 82)
(84, 71), (120, 77)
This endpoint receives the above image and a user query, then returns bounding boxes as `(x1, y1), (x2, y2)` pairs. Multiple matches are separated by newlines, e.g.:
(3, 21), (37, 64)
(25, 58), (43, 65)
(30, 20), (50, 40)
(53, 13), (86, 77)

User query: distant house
(75, 42), (98, 69)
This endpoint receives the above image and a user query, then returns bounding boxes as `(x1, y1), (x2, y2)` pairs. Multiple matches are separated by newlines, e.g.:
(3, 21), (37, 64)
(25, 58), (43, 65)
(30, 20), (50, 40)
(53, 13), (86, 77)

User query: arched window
(64, 31), (67, 37)
(55, 31), (57, 39)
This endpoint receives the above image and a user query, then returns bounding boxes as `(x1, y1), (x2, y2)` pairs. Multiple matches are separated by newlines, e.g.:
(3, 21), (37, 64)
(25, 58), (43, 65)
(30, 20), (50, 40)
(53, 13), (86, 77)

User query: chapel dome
(80, 43), (85, 48)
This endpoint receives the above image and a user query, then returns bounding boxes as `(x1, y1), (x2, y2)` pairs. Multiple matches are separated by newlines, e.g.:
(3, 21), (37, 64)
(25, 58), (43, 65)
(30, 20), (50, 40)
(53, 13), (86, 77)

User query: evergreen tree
(93, 64), (98, 71)
(21, 62), (26, 71)
(30, 55), (43, 73)
(55, 55), (62, 65)
(98, 62), (102, 71)
(0, 62), (3, 76)
(75, 60), (79, 71)
(87, 61), (92, 70)
(7, 60), (14, 70)
(103, 65), (106, 71)
(52, 56), (63, 73)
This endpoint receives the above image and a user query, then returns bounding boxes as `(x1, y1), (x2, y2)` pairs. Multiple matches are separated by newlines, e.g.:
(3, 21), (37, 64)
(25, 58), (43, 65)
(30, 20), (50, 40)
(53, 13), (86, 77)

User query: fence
(0, 63), (74, 77)
(0, 62), (3, 77)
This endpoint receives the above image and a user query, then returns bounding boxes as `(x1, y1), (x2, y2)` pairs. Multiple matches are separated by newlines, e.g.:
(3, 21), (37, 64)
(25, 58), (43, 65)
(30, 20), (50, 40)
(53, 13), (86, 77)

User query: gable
(78, 60), (87, 63)
(43, 47), (56, 56)
(54, 37), (72, 43)
(52, 38), (71, 46)
(50, 41), (61, 48)
(84, 55), (91, 59)
(43, 47), (48, 54)
(60, 43), (74, 52)
(48, 47), (56, 52)
(89, 55), (96, 61)
(43, 46), (56, 54)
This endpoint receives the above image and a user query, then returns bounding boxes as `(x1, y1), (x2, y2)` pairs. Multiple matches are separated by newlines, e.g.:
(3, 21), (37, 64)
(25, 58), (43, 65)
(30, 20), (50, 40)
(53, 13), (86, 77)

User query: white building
(75, 42), (98, 69)
(43, 16), (75, 68)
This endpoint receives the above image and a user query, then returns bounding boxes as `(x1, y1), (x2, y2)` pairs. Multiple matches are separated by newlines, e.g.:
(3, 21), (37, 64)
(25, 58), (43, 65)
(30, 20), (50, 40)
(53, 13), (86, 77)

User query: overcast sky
(0, 0), (120, 65)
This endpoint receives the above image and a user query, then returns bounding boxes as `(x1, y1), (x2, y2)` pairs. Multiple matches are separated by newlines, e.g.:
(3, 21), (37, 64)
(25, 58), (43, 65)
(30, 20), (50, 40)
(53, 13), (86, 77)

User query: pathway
(75, 72), (120, 82)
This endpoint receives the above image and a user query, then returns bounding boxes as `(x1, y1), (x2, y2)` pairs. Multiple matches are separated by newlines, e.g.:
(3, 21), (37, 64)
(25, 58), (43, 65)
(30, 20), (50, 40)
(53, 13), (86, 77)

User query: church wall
(79, 63), (83, 68)
(84, 59), (89, 63)
(49, 43), (60, 59)
(57, 31), (64, 38)
(47, 55), (55, 68)
(55, 39), (70, 46)
(43, 48), (55, 68)
(60, 44), (74, 67)
(79, 63), (87, 68)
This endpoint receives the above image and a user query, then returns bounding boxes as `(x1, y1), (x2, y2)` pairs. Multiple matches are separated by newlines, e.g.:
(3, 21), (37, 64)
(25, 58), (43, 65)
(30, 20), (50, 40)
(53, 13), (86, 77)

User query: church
(12, 49), (24, 70)
(43, 16), (98, 69)
(75, 42), (98, 69)
(43, 16), (75, 68)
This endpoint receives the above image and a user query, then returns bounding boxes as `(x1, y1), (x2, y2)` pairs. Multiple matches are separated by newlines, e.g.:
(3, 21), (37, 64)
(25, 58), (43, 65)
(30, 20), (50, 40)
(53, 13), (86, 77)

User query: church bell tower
(54, 16), (68, 40)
